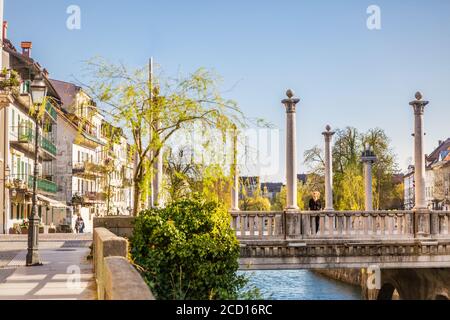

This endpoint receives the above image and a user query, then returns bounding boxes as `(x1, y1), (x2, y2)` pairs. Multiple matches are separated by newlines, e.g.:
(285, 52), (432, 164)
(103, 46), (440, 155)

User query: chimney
(2, 21), (6, 40)
(438, 140), (443, 146)
(43, 68), (49, 78)
(20, 41), (32, 58)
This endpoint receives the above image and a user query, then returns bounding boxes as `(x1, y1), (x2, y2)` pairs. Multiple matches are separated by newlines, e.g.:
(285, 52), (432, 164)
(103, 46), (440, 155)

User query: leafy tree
(130, 196), (259, 300)
(272, 182), (311, 211)
(83, 59), (242, 215)
(303, 127), (401, 210)
(164, 146), (234, 208)
(335, 163), (365, 210)
(238, 182), (271, 212)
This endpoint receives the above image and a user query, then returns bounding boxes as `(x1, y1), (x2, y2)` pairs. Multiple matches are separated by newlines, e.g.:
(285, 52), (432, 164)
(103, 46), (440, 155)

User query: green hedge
(130, 196), (256, 300)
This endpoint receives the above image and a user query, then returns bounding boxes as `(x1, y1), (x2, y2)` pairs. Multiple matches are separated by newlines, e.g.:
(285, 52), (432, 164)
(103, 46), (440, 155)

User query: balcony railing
(28, 175), (58, 194)
(10, 175), (57, 194)
(73, 161), (107, 177)
(15, 126), (57, 157)
(72, 191), (107, 204)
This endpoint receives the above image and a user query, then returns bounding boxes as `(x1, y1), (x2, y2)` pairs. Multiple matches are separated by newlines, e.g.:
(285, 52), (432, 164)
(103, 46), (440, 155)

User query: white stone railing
(230, 211), (450, 240)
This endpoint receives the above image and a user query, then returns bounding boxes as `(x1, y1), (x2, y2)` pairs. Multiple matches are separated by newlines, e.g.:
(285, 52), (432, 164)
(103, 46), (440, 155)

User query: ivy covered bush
(130, 196), (256, 300)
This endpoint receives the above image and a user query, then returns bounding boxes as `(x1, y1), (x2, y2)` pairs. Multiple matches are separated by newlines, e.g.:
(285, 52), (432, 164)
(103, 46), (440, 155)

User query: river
(240, 270), (362, 300)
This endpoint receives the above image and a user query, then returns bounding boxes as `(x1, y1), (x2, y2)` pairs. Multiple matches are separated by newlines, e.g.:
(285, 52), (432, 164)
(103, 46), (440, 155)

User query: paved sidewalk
(0, 235), (96, 300)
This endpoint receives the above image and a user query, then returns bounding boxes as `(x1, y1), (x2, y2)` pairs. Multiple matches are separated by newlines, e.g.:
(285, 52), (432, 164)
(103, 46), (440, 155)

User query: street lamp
(26, 73), (47, 267)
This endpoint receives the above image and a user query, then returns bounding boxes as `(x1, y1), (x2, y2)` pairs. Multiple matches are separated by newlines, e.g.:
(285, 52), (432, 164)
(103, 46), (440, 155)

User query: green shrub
(130, 195), (257, 300)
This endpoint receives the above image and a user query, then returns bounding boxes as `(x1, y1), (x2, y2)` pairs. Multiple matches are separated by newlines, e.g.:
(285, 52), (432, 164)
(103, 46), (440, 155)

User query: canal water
(240, 270), (362, 300)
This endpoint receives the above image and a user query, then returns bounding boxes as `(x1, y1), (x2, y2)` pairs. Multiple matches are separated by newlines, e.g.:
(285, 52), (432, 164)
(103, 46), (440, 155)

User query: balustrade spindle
(239, 214), (245, 237)
(258, 215), (264, 239)
(328, 215), (334, 237)
(321, 215), (327, 237)
(363, 215), (369, 236)
(346, 215), (352, 235)
(249, 214), (255, 237)
(337, 215), (344, 236)
(268, 214), (274, 237)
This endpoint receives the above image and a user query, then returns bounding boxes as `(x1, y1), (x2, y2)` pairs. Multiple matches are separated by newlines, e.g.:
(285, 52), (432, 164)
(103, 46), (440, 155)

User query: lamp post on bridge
(322, 125), (335, 211)
(282, 90), (300, 211)
(409, 91), (430, 237)
(361, 145), (377, 211)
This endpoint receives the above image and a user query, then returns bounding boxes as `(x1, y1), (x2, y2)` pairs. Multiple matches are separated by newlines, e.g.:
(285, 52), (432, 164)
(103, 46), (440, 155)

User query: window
(16, 158), (20, 178)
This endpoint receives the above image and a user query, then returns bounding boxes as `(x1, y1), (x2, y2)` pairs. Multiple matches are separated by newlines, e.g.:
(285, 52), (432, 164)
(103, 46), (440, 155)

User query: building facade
(50, 80), (134, 232)
(404, 139), (450, 211)
(0, 38), (68, 234)
(0, 25), (135, 233)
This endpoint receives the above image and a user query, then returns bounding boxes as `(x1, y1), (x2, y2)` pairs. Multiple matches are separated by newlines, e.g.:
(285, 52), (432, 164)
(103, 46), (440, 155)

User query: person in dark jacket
(309, 191), (322, 233)
(75, 215), (85, 234)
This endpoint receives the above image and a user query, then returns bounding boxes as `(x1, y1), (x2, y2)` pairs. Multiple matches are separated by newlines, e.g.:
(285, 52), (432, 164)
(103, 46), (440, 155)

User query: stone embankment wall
(93, 227), (154, 300)
(314, 269), (362, 286)
(94, 216), (135, 238)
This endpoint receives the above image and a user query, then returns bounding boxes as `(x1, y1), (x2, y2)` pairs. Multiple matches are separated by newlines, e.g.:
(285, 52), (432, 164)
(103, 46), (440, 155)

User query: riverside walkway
(0, 234), (96, 300)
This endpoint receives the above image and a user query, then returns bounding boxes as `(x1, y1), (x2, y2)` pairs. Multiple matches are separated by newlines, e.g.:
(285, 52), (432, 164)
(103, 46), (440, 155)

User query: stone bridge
(233, 210), (450, 299)
(233, 210), (450, 270)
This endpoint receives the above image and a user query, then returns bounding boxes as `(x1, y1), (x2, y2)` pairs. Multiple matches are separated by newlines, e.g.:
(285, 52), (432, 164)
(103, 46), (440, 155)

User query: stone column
(361, 145), (377, 211)
(282, 90), (300, 211)
(322, 125), (335, 211)
(409, 92), (430, 237)
(231, 125), (239, 211)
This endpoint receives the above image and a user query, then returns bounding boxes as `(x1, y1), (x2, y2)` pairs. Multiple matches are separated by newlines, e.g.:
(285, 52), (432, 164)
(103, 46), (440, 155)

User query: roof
(3, 39), (61, 103)
(49, 79), (81, 112)
(261, 182), (283, 193)
(427, 138), (450, 166)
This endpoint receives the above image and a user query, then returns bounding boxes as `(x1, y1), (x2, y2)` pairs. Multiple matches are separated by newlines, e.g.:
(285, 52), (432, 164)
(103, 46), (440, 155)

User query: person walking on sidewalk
(75, 215), (85, 234)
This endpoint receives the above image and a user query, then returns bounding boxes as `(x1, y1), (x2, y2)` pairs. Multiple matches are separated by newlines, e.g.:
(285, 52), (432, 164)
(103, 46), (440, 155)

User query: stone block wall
(93, 227), (154, 300)
(93, 216), (135, 238)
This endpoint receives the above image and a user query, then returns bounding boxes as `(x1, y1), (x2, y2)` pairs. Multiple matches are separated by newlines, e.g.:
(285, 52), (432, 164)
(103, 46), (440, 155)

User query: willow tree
(304, 127), (400, 210)
(83, 59), (242, 215)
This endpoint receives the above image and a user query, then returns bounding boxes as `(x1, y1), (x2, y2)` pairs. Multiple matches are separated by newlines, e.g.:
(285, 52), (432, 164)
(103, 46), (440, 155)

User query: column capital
(322, 125), (335, 139)
(282, 89), (300, 113)
(361, 147), (377, 164)
(409, 92), (429, 115)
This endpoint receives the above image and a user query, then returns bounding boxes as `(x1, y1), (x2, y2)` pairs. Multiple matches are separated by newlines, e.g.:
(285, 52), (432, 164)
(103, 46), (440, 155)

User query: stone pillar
(322, 125), (335, 211)
(231, 125), (239, 211)
(361, 145), (377, 211)
(282, 90), (300, 211)
(409, 92), (430, 237)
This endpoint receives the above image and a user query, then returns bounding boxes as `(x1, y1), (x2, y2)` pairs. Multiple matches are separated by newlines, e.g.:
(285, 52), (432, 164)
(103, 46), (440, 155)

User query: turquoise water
(240, 270), (362, 300)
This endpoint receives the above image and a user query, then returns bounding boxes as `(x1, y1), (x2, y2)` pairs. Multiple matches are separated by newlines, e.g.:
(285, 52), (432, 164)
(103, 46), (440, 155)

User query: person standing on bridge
(309, 191), (322, 233)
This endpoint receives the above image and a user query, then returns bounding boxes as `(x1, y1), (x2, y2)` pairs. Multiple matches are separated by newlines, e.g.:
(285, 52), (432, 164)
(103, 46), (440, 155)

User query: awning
(37, 195), (70, 209)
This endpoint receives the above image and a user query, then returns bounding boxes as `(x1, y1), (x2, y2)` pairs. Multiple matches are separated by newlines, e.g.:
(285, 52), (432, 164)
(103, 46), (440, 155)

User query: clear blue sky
(5, 0), (450, 182)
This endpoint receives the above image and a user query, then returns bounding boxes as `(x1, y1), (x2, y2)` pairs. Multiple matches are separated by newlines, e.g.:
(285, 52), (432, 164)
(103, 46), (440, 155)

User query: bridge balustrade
(230, 211), (450, 240)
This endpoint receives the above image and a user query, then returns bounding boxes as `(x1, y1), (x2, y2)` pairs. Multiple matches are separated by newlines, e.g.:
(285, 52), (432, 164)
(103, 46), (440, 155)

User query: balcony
(72, 191), (107, 204)
(72, 161), (107, 179)
(11, 126), (57, 159)
(28, 176), (58, 194)
(9, 175), (57, 194)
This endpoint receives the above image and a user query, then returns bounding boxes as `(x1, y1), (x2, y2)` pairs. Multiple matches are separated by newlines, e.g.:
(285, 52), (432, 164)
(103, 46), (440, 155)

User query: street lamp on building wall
(26, 73), (47, 267)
